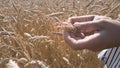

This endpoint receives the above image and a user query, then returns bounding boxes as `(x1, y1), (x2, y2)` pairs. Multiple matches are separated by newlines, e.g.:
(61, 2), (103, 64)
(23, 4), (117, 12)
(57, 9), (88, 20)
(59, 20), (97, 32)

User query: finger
(61, 22), (73, 26)
(63, 31), (85, 49)
(57, 22), (72, 29)
(93, 16), (112, 21)
(68, 31), (85, 39)
(68, 15), (96, 24)
(63, 30), (85, 47)
(73, 20), (101, 33)
(60, 22), (76, 32)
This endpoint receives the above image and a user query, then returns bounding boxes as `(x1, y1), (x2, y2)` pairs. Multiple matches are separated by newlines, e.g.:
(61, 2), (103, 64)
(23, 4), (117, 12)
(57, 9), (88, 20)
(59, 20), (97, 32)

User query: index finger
(68, 15), (96, 24)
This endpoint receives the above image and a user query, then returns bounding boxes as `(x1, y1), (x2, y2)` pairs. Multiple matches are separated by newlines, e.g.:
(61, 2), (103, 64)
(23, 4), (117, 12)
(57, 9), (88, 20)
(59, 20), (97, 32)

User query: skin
(63, 15), (120, 51)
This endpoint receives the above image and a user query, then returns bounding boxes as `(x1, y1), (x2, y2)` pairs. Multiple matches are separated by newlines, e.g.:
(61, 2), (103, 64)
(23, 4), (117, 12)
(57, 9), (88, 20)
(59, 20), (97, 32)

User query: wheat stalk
(106, 3), (120, 16)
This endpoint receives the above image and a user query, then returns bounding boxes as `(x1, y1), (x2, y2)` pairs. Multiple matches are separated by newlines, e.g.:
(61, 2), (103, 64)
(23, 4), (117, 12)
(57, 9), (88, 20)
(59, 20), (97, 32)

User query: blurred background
(0, 0), (120, 68)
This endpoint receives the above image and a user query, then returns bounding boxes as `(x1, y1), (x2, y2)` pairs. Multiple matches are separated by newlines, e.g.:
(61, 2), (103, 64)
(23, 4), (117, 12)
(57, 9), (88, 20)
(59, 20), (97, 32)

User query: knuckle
(99, 19), (106, 22)
(68, 17), (74, 20)
(98, 19), (108, 24)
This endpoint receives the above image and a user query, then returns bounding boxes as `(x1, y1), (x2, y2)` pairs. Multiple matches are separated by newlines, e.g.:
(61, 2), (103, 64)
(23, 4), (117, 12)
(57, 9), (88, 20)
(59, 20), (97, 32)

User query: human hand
(63, 15), (120, 51)
(62, 15), (97, 36)
(63, 15), (110, 33)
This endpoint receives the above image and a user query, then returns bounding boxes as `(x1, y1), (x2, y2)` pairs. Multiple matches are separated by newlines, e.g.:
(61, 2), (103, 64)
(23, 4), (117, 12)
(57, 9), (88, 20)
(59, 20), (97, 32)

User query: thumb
(73, 20), (102, 33)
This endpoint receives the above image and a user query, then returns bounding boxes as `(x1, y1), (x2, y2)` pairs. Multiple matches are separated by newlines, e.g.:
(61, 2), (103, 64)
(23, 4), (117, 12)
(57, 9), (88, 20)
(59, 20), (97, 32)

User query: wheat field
(0, 0), (120, 68)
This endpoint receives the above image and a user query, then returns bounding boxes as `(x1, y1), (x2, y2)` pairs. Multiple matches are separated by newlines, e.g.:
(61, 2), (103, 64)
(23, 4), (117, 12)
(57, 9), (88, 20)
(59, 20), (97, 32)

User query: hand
(62, 15), (98, 36)
(63, 15), (120, 51)
(61, 15), (95, 32)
